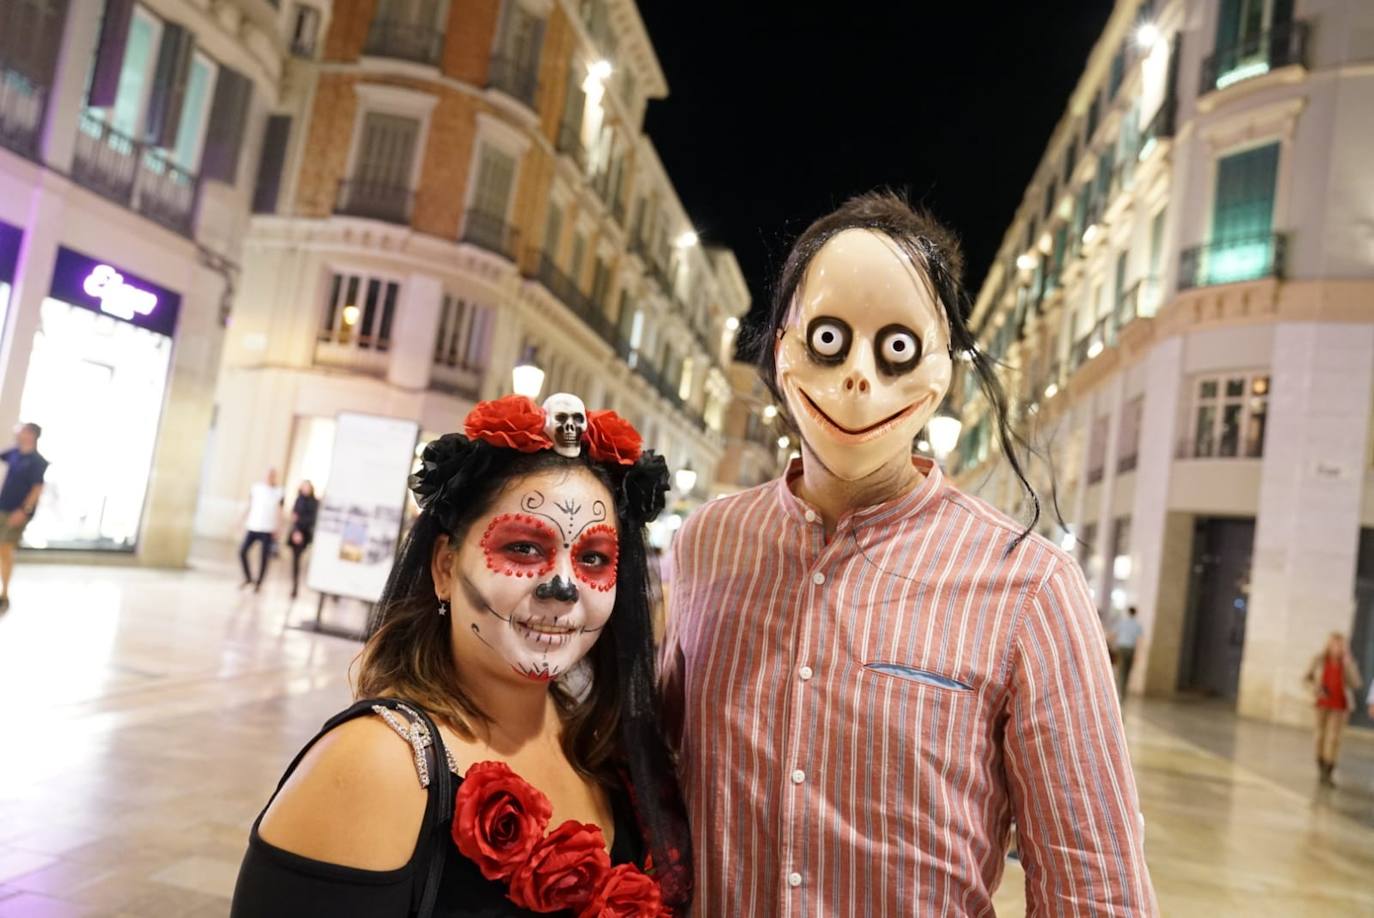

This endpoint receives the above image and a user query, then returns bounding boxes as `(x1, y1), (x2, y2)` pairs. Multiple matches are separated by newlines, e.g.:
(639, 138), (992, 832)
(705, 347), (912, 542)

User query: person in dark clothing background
(288, 480), (319, 599)
(0, 422), (47, 612)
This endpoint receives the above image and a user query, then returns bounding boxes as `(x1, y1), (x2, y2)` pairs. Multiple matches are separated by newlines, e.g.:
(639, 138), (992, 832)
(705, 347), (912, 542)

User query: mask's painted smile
(795, 384), (926, 442)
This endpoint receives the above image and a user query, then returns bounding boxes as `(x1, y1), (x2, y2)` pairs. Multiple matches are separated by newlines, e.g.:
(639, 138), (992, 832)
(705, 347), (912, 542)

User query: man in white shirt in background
(1113, 605), (1144, 701)
(240, 468), (284, 593)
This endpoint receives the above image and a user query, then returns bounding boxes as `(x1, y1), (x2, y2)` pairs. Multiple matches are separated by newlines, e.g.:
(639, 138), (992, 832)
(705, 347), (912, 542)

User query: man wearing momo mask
(662, 192), (1156, 915)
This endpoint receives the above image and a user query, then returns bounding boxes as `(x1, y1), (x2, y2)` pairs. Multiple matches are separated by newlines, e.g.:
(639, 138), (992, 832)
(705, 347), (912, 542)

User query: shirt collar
(774, 454), (946, 531)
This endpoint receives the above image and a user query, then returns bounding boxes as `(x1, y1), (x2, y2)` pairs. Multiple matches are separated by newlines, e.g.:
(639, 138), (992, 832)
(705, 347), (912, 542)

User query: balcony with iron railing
(530, 250), (617, 346)
(0, 65), (45, 159)
(72, 111), (200, 236)
(1069, 313), (1117, 371)
(363, 20), (445, 67)
(1137, 98), (1175, 161)
(487, 53), (539, 108)
(462, 209), (520, 260)
(1201, 20), (1308, 95)
(1178, 233), (1286, 290)
(334, 178), (414, 225)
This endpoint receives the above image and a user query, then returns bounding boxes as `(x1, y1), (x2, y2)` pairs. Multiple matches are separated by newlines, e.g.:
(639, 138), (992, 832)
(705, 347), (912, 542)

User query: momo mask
(775, 228), (953, 481)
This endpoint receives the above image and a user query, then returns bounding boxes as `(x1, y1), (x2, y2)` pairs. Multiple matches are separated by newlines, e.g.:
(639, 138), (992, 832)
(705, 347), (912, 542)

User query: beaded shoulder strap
(371, 702), (460, 789)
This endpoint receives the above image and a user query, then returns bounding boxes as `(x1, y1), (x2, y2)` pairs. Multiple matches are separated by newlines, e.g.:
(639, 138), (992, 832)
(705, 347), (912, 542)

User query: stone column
(1129, 334), (1185, 695)
(385, 272), (442, 391)
(0, 182), (65, 439)
(141, 264), (229, 566)
(39, 0), (103, 173)
(1240, 322), (1374, 726)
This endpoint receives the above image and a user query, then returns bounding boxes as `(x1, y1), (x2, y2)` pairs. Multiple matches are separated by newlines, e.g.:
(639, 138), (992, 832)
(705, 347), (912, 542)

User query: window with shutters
(433, 295), (493, 373)
(569, 231), (586, 288)
(87, 4), (163, 139)
(542, 200), (563, 260)
(339, 111), (420, 223)
(0, 0), (68, 156)
(462, 142), (517, 255)
(1204, 142), (1279, 284)
(168, 50), (216, 171)
(490, 0), (544, 107)
(319, 271), (401, 353)
(1087, 414), (1109, 485)
(290, 4), (321, 57)
(1117, 396), (1142, 472)
(366, 0), (448, 66)
(1206, 0), (1302, 91)
(251, 115), (291, 213)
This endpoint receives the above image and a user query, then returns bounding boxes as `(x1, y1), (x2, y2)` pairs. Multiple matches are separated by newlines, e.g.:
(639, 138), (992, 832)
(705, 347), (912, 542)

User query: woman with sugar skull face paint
(661, 192), (1157, 916)
(233, 395), (690, 917)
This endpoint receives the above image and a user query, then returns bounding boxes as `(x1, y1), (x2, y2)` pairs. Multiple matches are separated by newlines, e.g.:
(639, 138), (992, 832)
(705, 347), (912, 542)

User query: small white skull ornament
(542, 393), (587, 458)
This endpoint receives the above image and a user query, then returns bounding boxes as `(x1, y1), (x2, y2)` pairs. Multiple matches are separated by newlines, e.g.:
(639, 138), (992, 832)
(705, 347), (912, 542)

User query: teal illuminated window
(1206, 143), (1279, 284)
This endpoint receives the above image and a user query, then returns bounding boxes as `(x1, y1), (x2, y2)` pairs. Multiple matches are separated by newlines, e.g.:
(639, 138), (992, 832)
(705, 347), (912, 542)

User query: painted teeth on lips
(522, 620), (576, 634)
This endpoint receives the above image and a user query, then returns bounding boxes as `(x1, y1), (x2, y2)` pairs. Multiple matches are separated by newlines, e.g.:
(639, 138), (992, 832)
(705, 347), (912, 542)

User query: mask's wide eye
(875, 325), (922, 374)
(806, 317), (852, 364)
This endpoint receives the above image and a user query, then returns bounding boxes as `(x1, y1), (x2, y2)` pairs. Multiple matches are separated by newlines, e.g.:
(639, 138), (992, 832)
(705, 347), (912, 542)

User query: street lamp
(926, 414), (962, 461)
(511, 347), (545, 400)
(674, 466), (698, 494)
(674, 230), (699, 249)
(762, 405), (778, 422)
(725, 316), (740, 332)
(1135, 22), (1160, 50)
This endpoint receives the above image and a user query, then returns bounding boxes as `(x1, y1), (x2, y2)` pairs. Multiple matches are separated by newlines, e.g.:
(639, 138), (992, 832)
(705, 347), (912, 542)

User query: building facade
(196, 0), (753, 542)
(951, 0), (1374, 728)
(0, 0), (293, 563)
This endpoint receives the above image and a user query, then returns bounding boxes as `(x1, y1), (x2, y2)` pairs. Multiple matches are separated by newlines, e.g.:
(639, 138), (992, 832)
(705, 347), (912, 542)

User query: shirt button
(788, 872), (803, 888)
(791, 769), (806, 784)
(804, 509), (817, 523)
(799, 665), (814, 681)
(812, 571), (826, 586)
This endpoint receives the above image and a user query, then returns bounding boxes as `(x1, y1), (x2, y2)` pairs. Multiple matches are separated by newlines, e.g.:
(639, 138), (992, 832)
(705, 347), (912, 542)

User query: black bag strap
(260, 698), (454, 918)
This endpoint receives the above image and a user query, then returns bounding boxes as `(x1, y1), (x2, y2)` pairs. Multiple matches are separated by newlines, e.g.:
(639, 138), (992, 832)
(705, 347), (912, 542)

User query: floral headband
(463, 393), (642, 465)
(411, 394), (670, 530)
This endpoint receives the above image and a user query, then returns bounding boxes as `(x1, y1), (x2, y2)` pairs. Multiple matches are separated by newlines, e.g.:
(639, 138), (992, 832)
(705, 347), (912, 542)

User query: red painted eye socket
(481, 514), (558, 578)
(571, 524), (619, 592)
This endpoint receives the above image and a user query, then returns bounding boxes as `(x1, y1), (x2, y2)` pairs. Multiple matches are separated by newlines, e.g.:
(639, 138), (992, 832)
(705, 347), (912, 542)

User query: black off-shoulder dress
(230, 700), (645, 918)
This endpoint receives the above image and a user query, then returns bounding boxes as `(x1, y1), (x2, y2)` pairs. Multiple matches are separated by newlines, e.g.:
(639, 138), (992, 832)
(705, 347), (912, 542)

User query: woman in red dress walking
(1305, 631), (1363, 787)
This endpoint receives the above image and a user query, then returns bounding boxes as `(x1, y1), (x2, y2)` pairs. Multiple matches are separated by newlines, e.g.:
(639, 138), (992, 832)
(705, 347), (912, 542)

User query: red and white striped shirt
(663, 457), (1155, 916)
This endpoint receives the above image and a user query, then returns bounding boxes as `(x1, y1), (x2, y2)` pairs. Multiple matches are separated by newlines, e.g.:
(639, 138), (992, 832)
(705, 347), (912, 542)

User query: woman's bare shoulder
(258, 714), (429, 871)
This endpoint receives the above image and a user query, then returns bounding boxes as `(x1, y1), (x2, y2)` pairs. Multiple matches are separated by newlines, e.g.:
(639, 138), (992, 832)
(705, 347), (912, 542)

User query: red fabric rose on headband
(584, 410), (642, 466)
(465, 395), (554, 453)
(507, 820), (612, 912)
(452, 761), (554, 882)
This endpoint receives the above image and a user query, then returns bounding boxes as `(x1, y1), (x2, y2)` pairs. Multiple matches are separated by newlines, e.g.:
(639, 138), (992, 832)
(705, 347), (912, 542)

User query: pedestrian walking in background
(287, 480), (318, 599)
(1112, 605), (1144, 701)
(0, 423), (47, 612)
(240, 469), (284, 593)
(1304, 632), (1363, 788)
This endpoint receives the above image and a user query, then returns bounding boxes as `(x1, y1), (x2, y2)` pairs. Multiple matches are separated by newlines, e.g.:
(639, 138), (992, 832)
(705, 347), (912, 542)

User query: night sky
(639, 2), (1114, 348)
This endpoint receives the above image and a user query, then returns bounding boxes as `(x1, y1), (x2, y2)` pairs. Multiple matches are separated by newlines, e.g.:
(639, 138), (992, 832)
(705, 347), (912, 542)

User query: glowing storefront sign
(50, 247), (180, 337)
(82, 264), (158, 321)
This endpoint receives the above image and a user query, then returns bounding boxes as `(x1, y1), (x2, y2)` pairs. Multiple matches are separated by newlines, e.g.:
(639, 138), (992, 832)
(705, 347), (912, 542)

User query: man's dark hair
(1128, 605), (1138, 617)
(751, 189), (1041, 543)
(20, 422), (40, 438)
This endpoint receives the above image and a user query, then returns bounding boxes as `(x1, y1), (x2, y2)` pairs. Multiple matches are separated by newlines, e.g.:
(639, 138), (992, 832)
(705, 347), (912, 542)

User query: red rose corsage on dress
(452, 761), (668, 915)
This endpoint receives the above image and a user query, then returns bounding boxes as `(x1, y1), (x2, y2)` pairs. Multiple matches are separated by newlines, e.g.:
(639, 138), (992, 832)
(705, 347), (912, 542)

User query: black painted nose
(534, 576), (579, 604)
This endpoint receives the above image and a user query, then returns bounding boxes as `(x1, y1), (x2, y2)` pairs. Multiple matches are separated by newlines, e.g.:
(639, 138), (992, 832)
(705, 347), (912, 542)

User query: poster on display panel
(306, 412), (419, 604)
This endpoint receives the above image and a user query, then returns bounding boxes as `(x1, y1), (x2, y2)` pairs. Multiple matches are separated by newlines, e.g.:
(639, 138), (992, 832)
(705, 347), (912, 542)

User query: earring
(438, 599), (450, 617)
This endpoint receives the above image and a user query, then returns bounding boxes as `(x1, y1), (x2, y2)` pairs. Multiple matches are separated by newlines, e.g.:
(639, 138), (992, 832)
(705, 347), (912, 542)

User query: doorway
(1350, 528), (1374, 729)
(1179, 517), (1255, 701)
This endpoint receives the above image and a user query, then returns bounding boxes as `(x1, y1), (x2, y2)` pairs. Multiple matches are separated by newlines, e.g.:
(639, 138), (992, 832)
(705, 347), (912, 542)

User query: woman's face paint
(444, 467), (619, 684)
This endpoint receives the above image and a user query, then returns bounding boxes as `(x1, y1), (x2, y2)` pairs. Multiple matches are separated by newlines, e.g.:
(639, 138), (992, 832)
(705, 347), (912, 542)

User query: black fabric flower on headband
(410, 434), (491, 526)
(619, 452), (669, 524)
